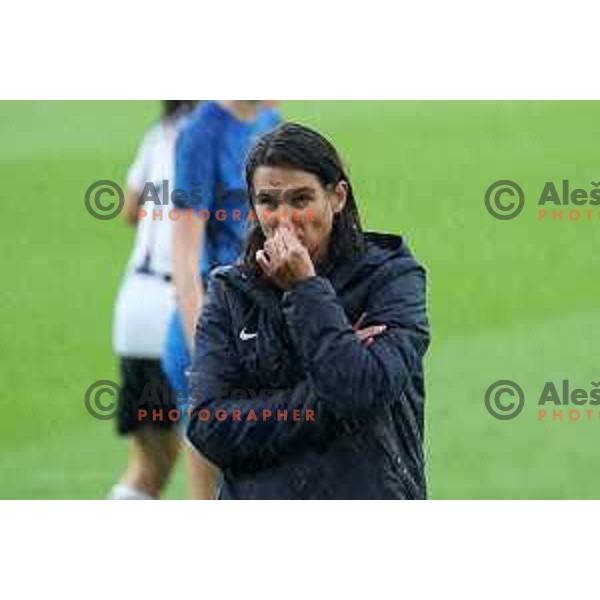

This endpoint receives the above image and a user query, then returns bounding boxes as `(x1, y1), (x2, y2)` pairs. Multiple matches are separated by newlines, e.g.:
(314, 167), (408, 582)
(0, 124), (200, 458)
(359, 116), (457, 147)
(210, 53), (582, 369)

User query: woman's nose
(270, 207), (291, 229)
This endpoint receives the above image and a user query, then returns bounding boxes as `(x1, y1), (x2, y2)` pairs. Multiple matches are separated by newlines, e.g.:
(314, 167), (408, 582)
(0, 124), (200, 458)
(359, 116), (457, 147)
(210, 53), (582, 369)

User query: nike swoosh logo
(239, 328), (258, 341)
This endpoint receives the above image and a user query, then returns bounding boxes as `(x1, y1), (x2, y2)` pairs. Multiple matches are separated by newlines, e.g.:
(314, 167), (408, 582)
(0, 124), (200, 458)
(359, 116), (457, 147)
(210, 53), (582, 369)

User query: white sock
(106, 483), (156, 500)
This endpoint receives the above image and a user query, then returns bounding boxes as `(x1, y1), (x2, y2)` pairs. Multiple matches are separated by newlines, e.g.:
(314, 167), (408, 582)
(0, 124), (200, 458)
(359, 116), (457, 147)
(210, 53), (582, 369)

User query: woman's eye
(256, 196), (275, 206)
(293, 195), (310, 206)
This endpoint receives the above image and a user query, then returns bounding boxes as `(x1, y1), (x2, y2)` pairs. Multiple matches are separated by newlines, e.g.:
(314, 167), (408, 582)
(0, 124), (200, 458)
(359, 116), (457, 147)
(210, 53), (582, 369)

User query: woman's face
(252, 166), (347, 263)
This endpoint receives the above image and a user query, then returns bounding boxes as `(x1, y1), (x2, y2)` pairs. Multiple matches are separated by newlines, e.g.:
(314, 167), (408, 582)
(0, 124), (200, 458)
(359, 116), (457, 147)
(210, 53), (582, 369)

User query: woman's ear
(330, 180), (348, 214)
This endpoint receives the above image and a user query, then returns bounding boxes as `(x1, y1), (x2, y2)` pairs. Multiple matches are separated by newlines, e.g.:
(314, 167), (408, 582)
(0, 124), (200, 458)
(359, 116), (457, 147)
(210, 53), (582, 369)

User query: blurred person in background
(186, 123), (430, 499)
(164, 100), (280, 499)
(107, 100), (196, 500)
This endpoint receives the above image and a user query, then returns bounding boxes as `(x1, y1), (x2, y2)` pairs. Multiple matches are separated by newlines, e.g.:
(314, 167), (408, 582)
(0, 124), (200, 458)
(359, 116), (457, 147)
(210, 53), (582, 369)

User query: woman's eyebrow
(255, 189), (280, 198)
(286, 186), (315, 196)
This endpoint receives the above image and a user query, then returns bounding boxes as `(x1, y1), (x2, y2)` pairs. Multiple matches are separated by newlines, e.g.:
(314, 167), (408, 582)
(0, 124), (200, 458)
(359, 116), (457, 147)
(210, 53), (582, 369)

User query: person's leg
(109, 427), (179, 499)
(184, 439), (220, 499)
(108, 357), (179, 500)
(163, 311), (220, 500)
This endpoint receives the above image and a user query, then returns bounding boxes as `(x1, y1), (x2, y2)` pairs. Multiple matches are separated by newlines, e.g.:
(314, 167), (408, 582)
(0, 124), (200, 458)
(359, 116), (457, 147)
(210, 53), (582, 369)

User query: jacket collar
(214, 231), (407, 305)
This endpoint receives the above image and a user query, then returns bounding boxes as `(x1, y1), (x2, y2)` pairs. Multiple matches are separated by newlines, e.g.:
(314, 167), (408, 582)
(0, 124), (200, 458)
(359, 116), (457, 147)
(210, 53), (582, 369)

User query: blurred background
(1, 100), (599, 499)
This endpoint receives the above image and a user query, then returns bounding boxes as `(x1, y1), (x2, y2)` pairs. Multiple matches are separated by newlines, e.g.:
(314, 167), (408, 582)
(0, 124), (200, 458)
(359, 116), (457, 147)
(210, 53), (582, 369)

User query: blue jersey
(173, 101), (280, 282)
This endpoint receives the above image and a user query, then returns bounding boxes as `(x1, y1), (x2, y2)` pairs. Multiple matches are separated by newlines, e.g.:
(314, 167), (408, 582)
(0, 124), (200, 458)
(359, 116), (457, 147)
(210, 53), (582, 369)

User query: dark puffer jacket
(187, 232), (430, 499)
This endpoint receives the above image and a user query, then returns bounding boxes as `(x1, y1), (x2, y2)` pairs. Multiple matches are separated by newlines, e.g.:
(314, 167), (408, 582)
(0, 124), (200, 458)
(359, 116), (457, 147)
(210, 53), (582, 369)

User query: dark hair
(242, 122), (364, 276)
(161, 100), (197, 120)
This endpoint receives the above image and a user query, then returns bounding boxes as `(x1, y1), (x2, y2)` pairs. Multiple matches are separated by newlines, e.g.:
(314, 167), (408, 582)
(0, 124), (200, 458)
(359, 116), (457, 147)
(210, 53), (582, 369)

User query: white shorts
(113, 271), (175, 358)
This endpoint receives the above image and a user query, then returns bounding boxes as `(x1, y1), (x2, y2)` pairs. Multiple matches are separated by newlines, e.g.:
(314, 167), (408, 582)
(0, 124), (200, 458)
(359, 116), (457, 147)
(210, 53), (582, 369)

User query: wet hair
(161, 100), (197, 120)
(242, 122), (365, 275)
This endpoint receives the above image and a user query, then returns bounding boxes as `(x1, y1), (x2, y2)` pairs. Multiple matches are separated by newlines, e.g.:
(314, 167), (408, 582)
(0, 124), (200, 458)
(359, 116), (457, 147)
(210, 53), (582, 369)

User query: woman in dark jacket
(186, 123), (430, 499)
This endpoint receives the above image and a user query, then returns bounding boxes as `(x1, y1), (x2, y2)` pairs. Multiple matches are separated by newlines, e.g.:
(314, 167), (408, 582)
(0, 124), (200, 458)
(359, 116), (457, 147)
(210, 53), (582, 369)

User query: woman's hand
(256, 222), (316, 290)
(352, 312), (387, 347)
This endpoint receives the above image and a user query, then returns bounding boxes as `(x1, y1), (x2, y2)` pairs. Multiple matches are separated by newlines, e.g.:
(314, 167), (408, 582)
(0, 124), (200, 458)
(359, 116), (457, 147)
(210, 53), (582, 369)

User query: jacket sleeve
(281, 258), (430, 421)
(186, 275), (331, 473)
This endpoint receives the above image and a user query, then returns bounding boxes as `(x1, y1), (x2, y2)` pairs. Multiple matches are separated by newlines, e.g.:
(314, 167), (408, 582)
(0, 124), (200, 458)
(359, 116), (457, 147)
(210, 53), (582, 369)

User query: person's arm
(172, 120), (216, 347)
(281, 260), (430, 421)
(124, 127), (154, 226)
(186, 274), (333, 473)
(257, 224), (430, 421)
(172, 216), (204, 349)
(123, 189), (142, 226)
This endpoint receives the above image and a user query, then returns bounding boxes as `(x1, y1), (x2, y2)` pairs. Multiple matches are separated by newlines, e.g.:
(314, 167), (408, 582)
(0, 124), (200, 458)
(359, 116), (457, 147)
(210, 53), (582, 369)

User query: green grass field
(1, 100), (599, 499)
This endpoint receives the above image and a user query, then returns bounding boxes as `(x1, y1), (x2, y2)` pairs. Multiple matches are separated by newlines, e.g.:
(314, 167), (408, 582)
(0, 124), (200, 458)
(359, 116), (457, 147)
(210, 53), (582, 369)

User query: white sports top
(126, 117), (182, 277)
